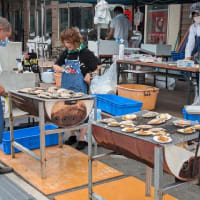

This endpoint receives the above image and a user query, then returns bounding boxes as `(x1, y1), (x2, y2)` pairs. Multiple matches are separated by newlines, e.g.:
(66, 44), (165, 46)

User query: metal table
(88, 111), (199, 200)
(8, 91), (96, 178)
(116, 60), (200, 104)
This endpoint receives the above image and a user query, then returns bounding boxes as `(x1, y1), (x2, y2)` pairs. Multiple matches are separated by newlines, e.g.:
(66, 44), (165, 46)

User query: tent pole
(97, 0), (100, 57)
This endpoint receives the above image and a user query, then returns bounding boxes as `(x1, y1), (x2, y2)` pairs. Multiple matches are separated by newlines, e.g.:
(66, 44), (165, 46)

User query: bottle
(119, 43), (125, 60)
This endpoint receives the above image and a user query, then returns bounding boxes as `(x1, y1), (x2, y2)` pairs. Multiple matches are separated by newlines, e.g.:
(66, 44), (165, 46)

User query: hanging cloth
(94, 0), (111, 25)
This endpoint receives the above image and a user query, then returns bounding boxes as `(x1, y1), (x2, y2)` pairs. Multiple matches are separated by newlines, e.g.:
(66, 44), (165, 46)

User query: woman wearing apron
(53, 27), (98, 150)
(0, 17), (12, 173)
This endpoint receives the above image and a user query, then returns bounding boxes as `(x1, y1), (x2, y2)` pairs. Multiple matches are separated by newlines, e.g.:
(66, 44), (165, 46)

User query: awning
(50, 0), (133, 5)
(50, 0), (198, 5)
(136, 0), (197, 5)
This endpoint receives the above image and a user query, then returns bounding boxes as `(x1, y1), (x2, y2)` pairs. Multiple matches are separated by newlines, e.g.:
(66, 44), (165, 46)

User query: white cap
(189, 2), (200, 18)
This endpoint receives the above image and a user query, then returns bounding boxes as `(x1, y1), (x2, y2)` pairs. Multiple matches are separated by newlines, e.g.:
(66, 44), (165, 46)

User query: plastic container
(41, 71), (55, 83)
(54, 72), (62, 87)
(2, 124), (61, 154)
(182, 108), (200, 122)
(117, 84), (159, 110)
(94, 94), (142, 116)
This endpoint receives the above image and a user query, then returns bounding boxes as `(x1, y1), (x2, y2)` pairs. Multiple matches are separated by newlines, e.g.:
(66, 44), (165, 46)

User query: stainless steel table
(8, 91), (96, 178)
(88, 111), (199, 200)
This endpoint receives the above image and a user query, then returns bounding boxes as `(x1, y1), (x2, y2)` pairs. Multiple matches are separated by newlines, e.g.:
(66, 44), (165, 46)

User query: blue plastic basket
(94, 94), (142, 116)
(182, 108), (200, 122)
(171, 51), (185, 61)
(2, 124), (61, 154)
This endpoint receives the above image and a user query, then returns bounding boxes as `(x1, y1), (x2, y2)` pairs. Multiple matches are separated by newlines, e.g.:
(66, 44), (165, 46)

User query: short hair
(114, 6), (123, 14)
(0, 17), (11, 32)
(60, 27), (83, 46)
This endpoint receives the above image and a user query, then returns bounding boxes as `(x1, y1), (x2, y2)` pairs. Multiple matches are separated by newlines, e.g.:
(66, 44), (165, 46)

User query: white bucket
(41, 72), (55, 83)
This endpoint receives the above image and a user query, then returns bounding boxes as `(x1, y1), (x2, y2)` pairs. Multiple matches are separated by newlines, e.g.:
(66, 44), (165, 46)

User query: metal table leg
(184, 72), (192, 105)
(39, 101), (46, 179)
(145, 166), (152, 196)
(117, 62), (120, 84)
(8, 93), (15, 158)
(88, 123), (93, 200)
(154, 146), (164, 200)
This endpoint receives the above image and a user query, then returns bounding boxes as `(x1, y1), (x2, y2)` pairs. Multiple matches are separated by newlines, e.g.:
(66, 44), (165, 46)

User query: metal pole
(154, 146), (164, 200)
(8, 93), (15, 158)
(88, 122), (93, 200)
(40, 0), (46, 72)
(39, 101), (46, 179)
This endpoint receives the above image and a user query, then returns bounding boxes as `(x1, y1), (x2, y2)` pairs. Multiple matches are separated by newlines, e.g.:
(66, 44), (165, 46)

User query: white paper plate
(153, 136), (172, 144)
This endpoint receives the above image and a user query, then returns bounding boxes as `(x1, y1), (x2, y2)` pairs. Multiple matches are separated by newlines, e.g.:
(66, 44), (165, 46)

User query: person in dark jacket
(0, 17), (13, 173)
(53, 27), (98, 150)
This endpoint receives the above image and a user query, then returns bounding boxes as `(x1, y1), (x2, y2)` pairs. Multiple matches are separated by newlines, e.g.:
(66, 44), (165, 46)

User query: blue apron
(61, 59), (88, 94)
(0, 97), (4, 143)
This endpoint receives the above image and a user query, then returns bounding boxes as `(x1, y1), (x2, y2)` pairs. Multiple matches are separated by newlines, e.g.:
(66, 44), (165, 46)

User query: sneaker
(64, 136), (77, 145)
(0, 166), (13, 174)
(76, 141), (88, 150)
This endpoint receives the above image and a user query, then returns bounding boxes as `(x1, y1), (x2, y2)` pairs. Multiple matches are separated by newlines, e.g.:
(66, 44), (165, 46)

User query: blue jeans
(0, 98), (4, 143)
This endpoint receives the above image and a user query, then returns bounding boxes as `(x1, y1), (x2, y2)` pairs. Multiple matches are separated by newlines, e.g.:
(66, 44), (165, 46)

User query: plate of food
(193, 124), (200, 130)
(100, 118), (116, 124)
(148, 118), (166, 125)
(108, 121), (120, 127)
(177, 126), (196, 134)
(153, 135), (172, 144)
(149, 127), (165, 132)
(156, 113), (172, 121)
(120, 120), (135, 128)
(134, 129), (153, 136)
(137, 124), (153, 129)
(173, 120), (191, 127)
(121, 127), (139, 133)
(152, 130), (169, 136)
(142, 112), (158, 118)
(122, 114), (137, 121)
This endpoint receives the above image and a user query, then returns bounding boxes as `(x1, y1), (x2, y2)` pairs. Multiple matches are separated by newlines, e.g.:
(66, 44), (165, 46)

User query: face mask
(0, 37), (8, 47)
(194, 16), (200, 24)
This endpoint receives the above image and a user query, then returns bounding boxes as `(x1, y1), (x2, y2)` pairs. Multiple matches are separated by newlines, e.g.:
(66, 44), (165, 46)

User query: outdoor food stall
(88, 111), (200, 200)
(8, 87), (95, 178)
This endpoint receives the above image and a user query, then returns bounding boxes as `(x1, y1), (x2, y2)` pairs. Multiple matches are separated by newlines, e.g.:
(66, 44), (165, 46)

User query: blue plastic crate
(182, 108), (200, 122)
(2, 124), (61, 154)
(171, 51), (185, 61)
(94, 94), (142, 116)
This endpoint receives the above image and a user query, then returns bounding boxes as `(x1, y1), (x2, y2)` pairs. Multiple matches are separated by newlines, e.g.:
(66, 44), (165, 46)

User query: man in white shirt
(185, 2), (200, 60)
(105, 6), (132, 47)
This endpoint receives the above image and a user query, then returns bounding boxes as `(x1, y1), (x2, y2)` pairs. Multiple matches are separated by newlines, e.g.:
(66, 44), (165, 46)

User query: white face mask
(194, 16), (200, 24)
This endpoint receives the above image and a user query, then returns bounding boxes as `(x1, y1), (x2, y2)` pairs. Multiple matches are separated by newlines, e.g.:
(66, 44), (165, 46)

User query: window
(59, 8), (68, 32)
(70, 7), (93, 30)
(146, 5), (168, 44)
(46, 9), (52, 35)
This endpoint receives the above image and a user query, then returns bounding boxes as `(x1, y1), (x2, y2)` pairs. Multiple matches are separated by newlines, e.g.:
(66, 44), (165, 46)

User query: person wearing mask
(0, 17), (13, 173)
(105, 6), (132, 47)
(53, 27), (98, 150)
(185, 2), (200, 60)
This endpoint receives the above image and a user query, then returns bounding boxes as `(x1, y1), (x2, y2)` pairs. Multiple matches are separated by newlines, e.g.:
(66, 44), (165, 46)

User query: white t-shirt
(110, 14), (132, 41)
(185, 23), (200, 58)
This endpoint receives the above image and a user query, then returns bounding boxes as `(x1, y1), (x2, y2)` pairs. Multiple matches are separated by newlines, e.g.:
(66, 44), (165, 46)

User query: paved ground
(2, 78), (200, 200)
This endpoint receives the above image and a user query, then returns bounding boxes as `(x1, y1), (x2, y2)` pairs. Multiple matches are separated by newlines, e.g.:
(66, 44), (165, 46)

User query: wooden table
(117, 60), (200, 104)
